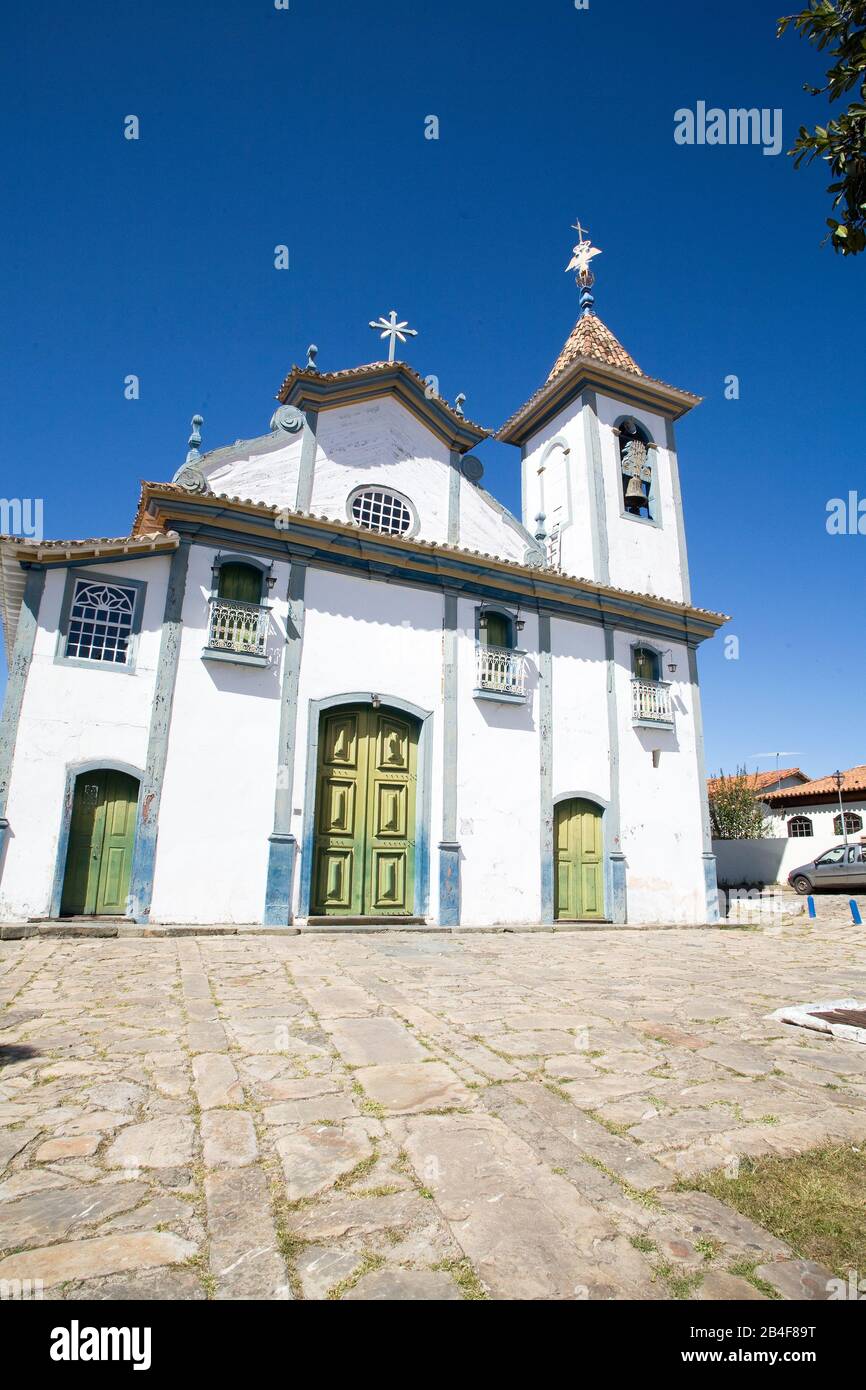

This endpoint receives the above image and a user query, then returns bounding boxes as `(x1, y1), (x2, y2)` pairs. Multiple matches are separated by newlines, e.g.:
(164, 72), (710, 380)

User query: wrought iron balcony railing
(475, 644), (528, 700)
(205, 597), (269, 659)
(631, 677), (674, 726)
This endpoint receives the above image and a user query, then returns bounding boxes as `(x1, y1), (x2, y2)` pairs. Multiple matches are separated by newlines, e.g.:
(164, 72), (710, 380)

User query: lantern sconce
(371, 693), (381, 710)
(663, 649), (678, 676)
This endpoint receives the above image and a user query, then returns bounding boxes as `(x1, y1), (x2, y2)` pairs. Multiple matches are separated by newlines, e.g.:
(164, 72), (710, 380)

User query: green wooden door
(60, 771), (139, 917)
(554, 798), (604, 921)
(313, 707), (417, 916)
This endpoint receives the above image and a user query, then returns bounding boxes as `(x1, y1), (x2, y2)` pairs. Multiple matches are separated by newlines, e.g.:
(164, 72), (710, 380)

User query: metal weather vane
(368, 309), (418, 363)
(566, 219), (602, 282)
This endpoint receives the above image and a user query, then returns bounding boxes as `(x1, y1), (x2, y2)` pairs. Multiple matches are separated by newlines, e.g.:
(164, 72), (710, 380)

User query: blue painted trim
(128, 540), (191, 923)
(53, 569), (148, 676)
(439, 589), (460, 925)
(263, 560), (307, 926)
(604, 623), (627, 923)
(665, 416), (692, 605)
(49, 759), (144, 920)
(447, 453), (461, 546)
(201, 647), (269, 668)
(539, 611), (554, 924)
(298, 692), (433, 921)
(581, 391), (610, 585)
(295, 410), (319, 513)
(688, 645), (720, 923)
(0, 567), (45, 873)
(0, 567), (45, 820)
(157, 511), (723, 645)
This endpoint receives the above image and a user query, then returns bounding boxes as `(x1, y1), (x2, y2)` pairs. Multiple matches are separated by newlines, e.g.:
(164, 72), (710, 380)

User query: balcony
(631, 677), (674, 727)
(202, 597), (269, 667)
(474, 644), (528, 703)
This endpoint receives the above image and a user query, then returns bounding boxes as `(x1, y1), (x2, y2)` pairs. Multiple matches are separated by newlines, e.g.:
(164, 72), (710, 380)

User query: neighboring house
(707, 767), (811, 809)
(761, 766), (866, 849)
(0, 252), (727, 928)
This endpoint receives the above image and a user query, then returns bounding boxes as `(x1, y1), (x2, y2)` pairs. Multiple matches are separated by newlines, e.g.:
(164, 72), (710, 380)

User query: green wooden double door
(60, 770), (139, 917)
(554, 797), (605, 920)
(313, 706), (418, 916)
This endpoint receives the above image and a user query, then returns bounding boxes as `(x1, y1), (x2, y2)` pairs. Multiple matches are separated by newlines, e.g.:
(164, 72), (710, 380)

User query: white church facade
(0, 249), (727, 928)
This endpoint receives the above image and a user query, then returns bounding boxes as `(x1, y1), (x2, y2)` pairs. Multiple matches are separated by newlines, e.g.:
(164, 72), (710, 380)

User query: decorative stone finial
(171, 413), (211, 494)
(535, 512), (547, 543)
(305, 344), (319, 371)
(454, 393), (466, 418)
(187, 414), (203, 462)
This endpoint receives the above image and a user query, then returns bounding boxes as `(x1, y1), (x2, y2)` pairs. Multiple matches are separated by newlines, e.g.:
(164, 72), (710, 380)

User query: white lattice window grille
(475, 646), (528, 698)
(631, 678), (674, 725)
(206, 598), (269, 658)
(66, 580), (136, 664)
(350, 488), (413, 536)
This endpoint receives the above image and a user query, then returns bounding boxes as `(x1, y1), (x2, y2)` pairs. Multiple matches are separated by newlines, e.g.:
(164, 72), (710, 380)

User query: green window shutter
(484, 613), (510, 648)
(218, 563), (263, 603)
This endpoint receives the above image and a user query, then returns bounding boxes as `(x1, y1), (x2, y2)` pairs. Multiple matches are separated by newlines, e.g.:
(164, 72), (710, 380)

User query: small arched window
(217, 562), (264, 605)
(787, 816), (813, 838)
(349, 487), (414, 536)
(632, 646), (660, 682)
(618, 419), (653, 518)
(833, 812), (863, 836)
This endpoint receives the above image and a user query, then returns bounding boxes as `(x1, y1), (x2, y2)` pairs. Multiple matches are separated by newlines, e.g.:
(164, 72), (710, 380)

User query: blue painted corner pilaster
(128, 540), (190, 924)
(609, 852), (627, 924)
(263, 833), (298, 926)
(438, 841), (460, 926)
(702, 852), (720, 924)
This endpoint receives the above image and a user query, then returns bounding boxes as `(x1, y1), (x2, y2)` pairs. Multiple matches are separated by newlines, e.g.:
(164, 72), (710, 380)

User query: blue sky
(3, 0), (864, 781)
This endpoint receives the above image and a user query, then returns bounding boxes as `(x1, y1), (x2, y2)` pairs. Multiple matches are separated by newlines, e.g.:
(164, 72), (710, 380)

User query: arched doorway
(311, 704), (419, 917)
(60, 769), (140, 916)
(554, 797), (604, 921)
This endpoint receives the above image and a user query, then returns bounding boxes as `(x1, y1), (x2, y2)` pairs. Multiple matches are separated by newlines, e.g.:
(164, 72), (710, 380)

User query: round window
(350, 488), (413, 536)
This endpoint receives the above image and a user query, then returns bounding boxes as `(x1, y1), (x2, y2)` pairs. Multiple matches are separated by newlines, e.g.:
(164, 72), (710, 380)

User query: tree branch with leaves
(709, 769), (769, 840)
(778, 0), (866, 254)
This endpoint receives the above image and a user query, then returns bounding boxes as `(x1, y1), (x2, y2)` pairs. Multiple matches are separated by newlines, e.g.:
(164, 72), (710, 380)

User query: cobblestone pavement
(1, 916), (865, 1301)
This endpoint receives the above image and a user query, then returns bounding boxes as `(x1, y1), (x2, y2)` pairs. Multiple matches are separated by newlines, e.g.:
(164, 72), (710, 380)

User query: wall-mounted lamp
(663, 649), (678, 676)
(371, 693), (381, 710)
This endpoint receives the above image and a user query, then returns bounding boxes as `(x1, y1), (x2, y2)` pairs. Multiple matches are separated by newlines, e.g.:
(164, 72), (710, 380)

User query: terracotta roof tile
(762, 765), (866, 803)
(707, 768), (808, 798)
(546, 311), (641, 383)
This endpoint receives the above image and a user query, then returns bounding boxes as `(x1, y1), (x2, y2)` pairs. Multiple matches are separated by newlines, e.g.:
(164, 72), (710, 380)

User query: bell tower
(498, 227), (700, 606)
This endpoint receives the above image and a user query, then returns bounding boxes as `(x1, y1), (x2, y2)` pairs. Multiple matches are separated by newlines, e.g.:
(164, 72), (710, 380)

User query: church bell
(625, 475), (646, 509)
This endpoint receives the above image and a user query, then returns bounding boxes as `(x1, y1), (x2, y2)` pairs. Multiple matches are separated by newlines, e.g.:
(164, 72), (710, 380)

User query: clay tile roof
(761, 765), (866, 803)
(707, 768), (808, 798)
(547, 311), (641, 383)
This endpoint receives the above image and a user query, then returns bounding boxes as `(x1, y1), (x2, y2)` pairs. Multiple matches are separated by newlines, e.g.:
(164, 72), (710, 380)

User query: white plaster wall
(456, 602), (542, 924)
(764, 801), (866, 854)
(710, 837), (846, 887)
(456, 477), (529, 563)
(550, 617), (609, 803)
(522, 400), (596, 581)
(149, 544), (289, 924)
(614, 630), (707, 922)
(596, 394), (685, 603)
(202, 433), (303, 510)
(311, 398), (451, 540)
(0, 555), (170, 920)
(292, 567), (445, 919)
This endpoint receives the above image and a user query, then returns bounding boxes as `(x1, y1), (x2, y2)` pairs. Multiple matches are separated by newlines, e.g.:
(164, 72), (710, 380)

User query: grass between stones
(680, 1143), (866, 1279)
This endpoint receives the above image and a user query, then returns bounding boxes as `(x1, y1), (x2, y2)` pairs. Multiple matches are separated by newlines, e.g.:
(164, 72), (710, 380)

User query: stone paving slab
(1, 917), (865, 1300)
